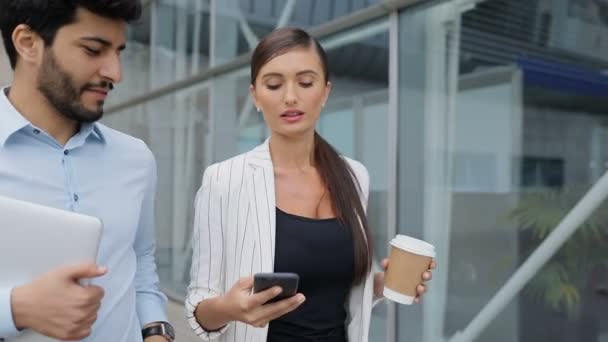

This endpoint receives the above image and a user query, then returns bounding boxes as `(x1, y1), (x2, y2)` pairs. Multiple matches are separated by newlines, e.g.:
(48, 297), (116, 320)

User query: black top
(267, 207), (355, 342)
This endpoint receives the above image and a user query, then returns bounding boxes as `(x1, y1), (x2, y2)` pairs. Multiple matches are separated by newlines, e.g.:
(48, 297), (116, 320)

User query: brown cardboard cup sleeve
(383, 235), (436, 305)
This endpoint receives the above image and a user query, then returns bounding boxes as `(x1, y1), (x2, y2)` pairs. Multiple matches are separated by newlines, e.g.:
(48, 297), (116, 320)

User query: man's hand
(11, 263), (106, 340)
(374, 258), (437, 303)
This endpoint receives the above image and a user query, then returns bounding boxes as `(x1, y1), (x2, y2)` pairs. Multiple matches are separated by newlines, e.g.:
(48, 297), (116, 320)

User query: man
(0, 1), (175, 341)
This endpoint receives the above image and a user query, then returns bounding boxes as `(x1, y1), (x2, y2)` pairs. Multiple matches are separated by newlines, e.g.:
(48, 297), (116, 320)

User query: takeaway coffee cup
(383, 235), (436, 305)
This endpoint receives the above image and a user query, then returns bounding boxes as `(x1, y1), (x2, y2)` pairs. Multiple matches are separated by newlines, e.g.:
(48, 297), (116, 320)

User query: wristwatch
(142, 322), (175, 341)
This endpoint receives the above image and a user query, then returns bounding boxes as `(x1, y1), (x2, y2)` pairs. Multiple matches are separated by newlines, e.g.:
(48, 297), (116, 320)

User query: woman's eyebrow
(261, 72), (285, 79)
(296, 70), (318, 76)
(261, 70), (319, 79)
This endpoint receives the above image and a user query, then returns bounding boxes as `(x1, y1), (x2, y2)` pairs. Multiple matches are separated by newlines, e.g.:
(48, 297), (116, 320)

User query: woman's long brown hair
(250, 27), (372, 285)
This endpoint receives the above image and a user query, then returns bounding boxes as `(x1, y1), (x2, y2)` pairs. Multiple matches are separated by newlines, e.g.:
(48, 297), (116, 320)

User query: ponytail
(314, 132), (372, 285)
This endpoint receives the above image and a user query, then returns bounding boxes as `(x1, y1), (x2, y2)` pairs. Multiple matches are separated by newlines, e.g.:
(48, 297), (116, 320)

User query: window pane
(398, 0), (608, 341)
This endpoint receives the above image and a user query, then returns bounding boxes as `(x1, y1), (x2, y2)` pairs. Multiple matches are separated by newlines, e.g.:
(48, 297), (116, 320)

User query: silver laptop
(0, 196), (103, 342)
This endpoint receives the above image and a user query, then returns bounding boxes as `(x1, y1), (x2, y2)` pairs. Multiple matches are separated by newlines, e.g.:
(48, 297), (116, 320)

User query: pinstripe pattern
(186, 139), (375, 342)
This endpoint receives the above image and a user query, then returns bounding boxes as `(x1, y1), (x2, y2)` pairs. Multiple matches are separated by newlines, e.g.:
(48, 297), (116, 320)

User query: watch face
(165, 323), (176, 339)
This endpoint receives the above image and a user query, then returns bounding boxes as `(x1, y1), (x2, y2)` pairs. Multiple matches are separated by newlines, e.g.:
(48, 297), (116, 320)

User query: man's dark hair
(0, 0), (142, 69)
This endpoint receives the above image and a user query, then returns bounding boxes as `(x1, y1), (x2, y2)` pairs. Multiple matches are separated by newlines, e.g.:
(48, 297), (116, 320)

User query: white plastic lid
(390, 235), (436, 257)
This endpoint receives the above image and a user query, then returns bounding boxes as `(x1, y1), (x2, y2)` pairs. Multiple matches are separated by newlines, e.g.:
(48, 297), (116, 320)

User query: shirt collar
(0, 86), (106, 147)
(81, 122), (106, 144)
(0, 87), (29, 147)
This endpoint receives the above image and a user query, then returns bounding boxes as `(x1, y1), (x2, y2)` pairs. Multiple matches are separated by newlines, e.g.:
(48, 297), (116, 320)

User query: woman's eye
(300, 82), (313, 88)
(266, 84), (281, 90)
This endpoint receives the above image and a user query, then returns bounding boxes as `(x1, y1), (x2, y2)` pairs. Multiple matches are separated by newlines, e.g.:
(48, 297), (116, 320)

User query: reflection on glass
(399, 0), (608, 341)
(96, 0), (608, 341)
(108, 0), (211, 104)
(103, 86), (209, 297)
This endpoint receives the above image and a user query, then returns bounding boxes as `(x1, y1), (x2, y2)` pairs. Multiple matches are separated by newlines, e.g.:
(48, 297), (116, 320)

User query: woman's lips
(280, 110), (304, 123)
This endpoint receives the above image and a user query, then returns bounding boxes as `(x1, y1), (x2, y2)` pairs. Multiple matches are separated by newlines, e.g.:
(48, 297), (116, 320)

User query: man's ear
(12, 24), (44, 67)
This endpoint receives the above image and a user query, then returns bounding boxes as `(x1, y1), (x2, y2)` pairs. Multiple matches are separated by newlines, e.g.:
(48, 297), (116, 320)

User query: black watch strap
(142, 322), (175, 341)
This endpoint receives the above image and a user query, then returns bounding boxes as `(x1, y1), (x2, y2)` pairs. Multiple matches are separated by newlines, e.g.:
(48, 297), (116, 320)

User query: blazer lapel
(246, 139), (276, 272)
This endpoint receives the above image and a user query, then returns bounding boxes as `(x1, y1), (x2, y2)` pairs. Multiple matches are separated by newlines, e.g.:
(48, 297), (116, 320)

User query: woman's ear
(249, 84), (260, 112)
(323, 81), (332, 107)
(11, 24), (43, 67)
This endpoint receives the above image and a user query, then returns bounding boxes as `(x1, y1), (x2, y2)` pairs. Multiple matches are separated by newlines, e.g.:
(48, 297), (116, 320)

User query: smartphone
(253, 272), (299, 303)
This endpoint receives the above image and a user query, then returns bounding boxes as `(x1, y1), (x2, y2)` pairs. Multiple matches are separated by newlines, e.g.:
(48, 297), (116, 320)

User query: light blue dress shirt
(0, 87), (167, 341)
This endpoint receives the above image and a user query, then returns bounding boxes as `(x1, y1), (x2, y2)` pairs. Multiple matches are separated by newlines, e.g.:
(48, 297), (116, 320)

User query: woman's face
(251, 46), (331, 138)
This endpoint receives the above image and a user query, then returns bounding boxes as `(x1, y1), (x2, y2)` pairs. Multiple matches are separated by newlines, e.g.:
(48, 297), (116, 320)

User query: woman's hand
(225, 277), (306, 327)
(374, 259), (437, 303)
(216, 277), (306, 328)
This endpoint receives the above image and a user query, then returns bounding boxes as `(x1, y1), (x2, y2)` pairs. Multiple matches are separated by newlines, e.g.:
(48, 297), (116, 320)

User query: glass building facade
(3, 0), (607, 341)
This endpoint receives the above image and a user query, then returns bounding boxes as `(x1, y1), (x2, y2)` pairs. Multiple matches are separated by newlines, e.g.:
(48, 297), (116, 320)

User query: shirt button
(73, 194), (79, 202)
(64, 150), (69, 155)
(33, 129), (40, 134)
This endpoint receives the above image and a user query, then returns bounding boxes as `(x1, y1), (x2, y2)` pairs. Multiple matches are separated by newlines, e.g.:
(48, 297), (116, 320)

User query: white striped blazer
(186, 139), (375, 342)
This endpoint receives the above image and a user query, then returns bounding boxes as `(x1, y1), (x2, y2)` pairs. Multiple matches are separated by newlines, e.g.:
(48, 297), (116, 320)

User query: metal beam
(451, 169), (608, 341)
(276, 0), (296, 28)
(106, 55), (249, 114)
(386, 12), (399, 342)
(238, 13), (259, 49)
(321, 19), (389, 50)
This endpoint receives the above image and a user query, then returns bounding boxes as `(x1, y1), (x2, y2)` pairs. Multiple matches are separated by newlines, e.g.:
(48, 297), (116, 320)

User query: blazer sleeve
(186, 163), (231, 340)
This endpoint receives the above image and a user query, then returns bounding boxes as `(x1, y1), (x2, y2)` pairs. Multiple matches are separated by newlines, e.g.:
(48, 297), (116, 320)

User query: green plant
(508, 187), (608, 319)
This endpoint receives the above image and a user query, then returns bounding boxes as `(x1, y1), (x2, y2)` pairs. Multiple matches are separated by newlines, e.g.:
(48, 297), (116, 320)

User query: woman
(186, 27), (435, 342)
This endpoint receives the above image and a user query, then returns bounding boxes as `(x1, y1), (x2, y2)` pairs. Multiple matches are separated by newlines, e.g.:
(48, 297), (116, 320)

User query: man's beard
(37, 50), (113, 123)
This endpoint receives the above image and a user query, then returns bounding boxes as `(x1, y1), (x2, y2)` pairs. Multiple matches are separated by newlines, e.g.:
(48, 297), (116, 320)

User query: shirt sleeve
(134, 152), (168, 327)
(0, 287), (20, 339)
(186, 164), (231, 340)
